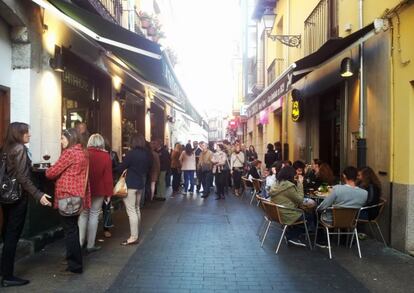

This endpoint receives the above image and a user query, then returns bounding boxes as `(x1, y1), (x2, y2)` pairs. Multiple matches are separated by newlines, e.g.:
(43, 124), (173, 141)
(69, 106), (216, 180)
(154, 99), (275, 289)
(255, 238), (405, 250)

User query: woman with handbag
(78, 134), (112, 253)
(116, 134), (151, 246)
(211, 144), (228, 200)
(45, 128), (90, 275)
(0, 122), (51, 287)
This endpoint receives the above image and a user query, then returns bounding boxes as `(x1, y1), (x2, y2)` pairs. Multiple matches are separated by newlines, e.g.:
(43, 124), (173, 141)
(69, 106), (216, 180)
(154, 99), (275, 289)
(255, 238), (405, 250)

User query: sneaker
(288, 239), (306, 247)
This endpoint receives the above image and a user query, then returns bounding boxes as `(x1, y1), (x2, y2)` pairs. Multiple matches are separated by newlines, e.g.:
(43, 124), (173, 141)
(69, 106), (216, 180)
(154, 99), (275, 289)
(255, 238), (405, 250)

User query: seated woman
(357, 166), (382, 220)
(248, 159), (262, 180)
(313, 163), (336, 189)
(268, 166), (310, 247)
(262, 168), (276, 198)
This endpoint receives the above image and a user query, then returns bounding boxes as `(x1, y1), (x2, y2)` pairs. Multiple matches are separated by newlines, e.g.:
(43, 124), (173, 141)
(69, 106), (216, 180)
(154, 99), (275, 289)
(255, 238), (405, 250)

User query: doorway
(319, 88), (341, 175)
(0, 87), (10, 143)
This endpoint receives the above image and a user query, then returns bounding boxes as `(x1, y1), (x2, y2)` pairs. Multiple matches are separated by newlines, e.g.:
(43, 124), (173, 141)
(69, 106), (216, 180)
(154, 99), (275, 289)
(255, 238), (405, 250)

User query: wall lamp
(49, 45), (64, 72)
(263, 9), (301, 48)
(340, 57), (354, 77)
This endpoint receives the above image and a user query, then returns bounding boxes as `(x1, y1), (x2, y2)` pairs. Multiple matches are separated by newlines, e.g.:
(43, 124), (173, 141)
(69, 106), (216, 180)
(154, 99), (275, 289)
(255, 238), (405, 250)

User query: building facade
(243, 0), (414, 254)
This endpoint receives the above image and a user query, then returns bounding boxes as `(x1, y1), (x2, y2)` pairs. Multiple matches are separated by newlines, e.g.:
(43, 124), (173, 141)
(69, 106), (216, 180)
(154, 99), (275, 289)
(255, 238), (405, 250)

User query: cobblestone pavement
(107, 191), (414, 293)
(5, 189), (414, 293)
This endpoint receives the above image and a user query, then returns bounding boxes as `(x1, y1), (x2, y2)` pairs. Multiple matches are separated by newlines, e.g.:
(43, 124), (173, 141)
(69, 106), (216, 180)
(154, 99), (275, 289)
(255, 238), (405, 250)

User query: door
(319, 89), (341, 175)
(0, 88), (10, 142)
(0, 87), (10, 237)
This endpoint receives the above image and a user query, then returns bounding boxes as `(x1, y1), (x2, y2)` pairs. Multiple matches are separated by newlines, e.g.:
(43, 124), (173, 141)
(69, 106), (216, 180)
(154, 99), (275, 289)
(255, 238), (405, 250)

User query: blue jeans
(183, 170), (195, 192)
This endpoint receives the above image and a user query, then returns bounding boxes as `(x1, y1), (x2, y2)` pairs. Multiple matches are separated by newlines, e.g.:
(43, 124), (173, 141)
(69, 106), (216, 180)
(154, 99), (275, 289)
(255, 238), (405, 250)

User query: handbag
(0, 153), (22, 204)
(113, 170), (128, 198)
(58, 159), (89, 217)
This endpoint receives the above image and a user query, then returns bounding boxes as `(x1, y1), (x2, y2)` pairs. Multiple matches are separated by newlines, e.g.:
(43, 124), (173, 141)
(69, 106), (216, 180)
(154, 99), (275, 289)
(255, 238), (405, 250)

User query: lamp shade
(262, 8), (276, 30)
(340, 57), (354, 77)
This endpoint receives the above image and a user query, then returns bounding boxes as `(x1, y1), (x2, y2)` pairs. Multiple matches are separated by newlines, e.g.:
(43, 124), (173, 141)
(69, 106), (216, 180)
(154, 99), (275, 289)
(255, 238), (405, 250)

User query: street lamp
(263, 8), (301, 48)
(340, 57), (354, 77)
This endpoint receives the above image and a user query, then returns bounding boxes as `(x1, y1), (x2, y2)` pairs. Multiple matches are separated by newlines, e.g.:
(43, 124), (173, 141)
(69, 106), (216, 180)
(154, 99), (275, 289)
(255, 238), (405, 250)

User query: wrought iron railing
(98, 0), (123, 25)
(304, 0), (338, 55)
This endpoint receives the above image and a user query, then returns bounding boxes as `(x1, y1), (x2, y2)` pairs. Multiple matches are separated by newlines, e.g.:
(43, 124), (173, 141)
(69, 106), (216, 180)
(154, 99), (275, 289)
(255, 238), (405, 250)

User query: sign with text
(247, 67), (293, 117)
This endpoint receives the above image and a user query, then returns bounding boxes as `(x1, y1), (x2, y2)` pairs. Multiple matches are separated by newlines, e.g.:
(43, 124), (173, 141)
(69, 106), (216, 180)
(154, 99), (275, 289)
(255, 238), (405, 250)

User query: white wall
(0, 18), (12, 87)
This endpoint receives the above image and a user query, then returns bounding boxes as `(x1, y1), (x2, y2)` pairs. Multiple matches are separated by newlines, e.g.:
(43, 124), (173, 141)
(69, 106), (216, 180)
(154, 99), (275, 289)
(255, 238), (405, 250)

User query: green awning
(35, 0), (172, 92)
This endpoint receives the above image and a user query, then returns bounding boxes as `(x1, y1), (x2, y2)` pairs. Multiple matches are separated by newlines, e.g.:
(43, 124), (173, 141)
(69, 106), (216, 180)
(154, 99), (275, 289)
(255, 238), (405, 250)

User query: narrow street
(7, 189), (414, 293)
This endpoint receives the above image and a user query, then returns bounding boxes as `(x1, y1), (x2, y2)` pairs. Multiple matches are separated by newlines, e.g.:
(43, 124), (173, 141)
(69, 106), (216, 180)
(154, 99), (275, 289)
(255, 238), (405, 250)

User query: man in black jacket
(154, 139), (171, 201)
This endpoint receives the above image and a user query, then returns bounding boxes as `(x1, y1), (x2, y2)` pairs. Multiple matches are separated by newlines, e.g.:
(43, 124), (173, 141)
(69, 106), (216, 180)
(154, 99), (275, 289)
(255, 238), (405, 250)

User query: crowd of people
(0, 121), (383, 287)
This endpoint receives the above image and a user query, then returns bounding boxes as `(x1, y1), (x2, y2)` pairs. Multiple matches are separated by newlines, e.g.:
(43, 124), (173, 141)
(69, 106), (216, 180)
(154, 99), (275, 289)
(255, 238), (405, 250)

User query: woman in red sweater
(78, 134), (113, 253)
(46, 128), (89, 274)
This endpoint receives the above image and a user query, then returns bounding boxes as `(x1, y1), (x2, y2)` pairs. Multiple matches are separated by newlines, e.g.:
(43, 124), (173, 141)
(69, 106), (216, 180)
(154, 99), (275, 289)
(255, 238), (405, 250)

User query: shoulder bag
(113, 170), (128, 198)
(58, 159), (89, 217)
(0, 153), (22, 204)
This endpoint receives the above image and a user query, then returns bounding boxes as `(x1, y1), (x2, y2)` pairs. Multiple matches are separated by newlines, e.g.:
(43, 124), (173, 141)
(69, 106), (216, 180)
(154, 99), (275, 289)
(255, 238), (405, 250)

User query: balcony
(267, 58), (284, 85)
(73, 0), (123, 25)
(304, 0), (338, 55)
(249, 58), (265, 96)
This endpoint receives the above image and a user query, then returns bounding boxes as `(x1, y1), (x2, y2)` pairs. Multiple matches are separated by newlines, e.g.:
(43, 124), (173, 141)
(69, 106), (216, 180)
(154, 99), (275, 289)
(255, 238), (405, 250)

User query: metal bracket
(268, 34), (301, 48)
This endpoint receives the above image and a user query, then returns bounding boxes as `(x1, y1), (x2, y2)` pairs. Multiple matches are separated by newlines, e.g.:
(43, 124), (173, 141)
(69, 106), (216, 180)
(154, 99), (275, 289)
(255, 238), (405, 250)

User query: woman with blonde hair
(78, 134), (113, 253)
(170, 143), (182, 196)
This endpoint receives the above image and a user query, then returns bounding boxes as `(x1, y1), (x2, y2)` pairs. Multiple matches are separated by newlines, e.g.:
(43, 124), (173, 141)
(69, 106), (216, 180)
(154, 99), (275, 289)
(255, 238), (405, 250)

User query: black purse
(0, 153), (22, 204)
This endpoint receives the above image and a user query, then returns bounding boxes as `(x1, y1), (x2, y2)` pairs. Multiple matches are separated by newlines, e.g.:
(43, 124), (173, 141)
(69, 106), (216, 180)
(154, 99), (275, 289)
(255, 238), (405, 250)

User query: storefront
(61, 47), (112, 139)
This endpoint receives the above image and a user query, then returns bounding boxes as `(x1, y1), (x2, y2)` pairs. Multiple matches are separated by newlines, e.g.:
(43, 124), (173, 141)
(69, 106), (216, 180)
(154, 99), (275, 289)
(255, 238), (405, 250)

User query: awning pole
(357, 0), (367, 168)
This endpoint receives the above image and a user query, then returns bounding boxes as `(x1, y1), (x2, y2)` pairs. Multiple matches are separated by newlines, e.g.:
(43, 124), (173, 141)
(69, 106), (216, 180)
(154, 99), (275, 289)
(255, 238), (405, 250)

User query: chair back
(274, 204), (304, 225)
(331, 207), (360, 229)
(360, 199), (386, 221)
(242, 176), (253, 188)
(261, 200), (282, 224)
(252, 178), (262, 193)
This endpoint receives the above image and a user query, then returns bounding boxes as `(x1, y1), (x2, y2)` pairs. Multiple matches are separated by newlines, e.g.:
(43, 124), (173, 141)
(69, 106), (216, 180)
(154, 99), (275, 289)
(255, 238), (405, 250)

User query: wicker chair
(250, 178), (263, 205)
(260, 200), (312, 254)
(241, 176), (252, 200)
(315, 207), (361, 259)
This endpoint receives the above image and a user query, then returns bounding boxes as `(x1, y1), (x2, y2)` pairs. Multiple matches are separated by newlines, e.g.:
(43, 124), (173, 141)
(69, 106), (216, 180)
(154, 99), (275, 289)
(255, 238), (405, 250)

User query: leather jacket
(3, 143), (43, 201)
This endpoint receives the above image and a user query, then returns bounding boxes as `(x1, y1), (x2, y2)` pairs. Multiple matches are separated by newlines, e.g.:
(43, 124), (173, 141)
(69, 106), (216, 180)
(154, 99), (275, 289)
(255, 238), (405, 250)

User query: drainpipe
(357, 0), (367, 168)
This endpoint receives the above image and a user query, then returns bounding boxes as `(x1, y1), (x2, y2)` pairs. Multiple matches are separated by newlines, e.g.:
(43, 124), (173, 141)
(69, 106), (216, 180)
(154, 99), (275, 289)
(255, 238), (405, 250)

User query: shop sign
(291, 98), (303, 122)
(258, 109), (269, 125)
(247, 68), (293, 117)
(62, 70), (91, 93)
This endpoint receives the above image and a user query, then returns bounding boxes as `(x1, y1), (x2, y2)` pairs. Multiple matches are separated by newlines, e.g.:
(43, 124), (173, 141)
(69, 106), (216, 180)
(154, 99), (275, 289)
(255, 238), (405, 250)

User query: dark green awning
(45, 0), (172, 92)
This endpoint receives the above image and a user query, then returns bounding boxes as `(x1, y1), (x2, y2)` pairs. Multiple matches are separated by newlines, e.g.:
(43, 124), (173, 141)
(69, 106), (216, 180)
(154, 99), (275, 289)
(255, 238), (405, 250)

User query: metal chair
(256, 194), (270, 240)
(351, 200), (387, 247)
(250, 178), (263, 205)
(241, 176), (253, 200)
(315, 207), (361, 259)
(260, 200), (312, 254)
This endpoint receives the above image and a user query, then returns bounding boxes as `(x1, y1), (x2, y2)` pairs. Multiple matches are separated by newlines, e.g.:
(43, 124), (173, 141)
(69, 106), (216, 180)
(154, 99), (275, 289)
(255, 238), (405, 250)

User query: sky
(160, 0), (242, 118)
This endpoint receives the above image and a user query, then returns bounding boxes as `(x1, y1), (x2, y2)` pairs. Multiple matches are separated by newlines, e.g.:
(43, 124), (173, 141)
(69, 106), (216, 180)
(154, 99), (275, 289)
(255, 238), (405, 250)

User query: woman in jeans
(179, 143), (196, 195)
(46, 128), (89, 274)
(78, 134), (112, 253)
(1, 122), (51, 287)
(116, 134), (151, 245)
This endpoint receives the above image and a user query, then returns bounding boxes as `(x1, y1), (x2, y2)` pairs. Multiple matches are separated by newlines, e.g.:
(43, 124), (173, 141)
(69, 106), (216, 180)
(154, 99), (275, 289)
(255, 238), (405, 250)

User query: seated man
(317, 166), (368, 225)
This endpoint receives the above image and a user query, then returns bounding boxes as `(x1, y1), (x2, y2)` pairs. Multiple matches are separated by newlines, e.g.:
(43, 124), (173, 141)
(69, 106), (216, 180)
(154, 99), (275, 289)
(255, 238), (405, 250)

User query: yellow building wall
(390, 4), (414, 184)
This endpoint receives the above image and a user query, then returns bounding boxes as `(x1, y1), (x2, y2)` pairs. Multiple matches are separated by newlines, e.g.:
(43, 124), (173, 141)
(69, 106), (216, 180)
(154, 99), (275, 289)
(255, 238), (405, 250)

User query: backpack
(0, 153), (22, 204)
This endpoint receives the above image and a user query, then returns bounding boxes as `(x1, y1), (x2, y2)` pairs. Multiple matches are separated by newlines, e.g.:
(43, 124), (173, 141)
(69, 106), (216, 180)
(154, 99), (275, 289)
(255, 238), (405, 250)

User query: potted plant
(138, 11), (151, 28)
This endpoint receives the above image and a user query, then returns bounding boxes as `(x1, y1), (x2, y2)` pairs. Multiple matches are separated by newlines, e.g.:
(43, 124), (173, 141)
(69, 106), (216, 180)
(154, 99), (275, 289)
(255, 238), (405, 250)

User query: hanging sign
(291, 98), (302, 122)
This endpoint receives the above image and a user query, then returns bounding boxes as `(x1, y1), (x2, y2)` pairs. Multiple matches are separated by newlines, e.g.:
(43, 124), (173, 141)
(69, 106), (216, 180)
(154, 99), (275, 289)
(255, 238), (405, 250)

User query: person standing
(1, 123), (51, 287)
(246, 145), (258, 165)
(154, 140), (170, 201)
(179, 143), (196, 195)
(170, 143), (182, 196)
(211, 144), (228, 200)
(116, 134), (151, 245)
(75, 122), (90, 148)
(149, 143), (160, 201)
(264, 143), (278, 169)
(198, 142), (213, 198)
(230, 144), (245, 196)
(78, 134), (112, 253)
(193, 141), (202, 193)
(46, 128), (89, 275)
